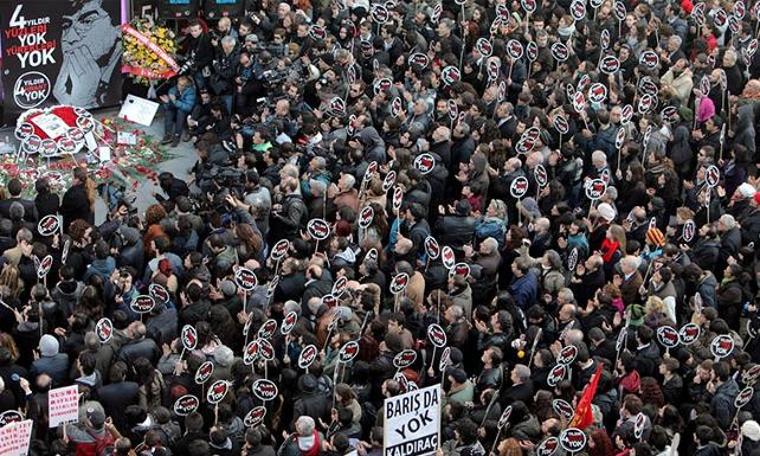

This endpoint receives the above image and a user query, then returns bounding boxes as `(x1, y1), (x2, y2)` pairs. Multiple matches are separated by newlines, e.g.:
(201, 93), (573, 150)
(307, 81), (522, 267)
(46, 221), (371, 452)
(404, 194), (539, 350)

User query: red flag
(569, 364), (603, 429)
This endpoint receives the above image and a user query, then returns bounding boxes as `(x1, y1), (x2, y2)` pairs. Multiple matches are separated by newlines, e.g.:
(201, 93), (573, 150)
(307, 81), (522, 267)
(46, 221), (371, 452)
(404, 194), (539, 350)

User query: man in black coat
(97, 361), (139, 430)
(182, 20), (215, 90)
(501, 364), (534, 407)
(588, 328), (617, 364)
(435, 199), (476, 255)
(400, 202), (430, 260)
(271, 179), (306, 242)
(117, 321), (161, 367)
(0, 178), (38, 223)
(633, 326), (661, 377)
(156, 172), (189, 205)
(300, 265), (333, 310)
(292, 374), (330, 427)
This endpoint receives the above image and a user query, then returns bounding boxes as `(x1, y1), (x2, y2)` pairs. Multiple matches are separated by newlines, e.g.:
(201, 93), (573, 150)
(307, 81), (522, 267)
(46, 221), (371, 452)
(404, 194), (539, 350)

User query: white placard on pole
(48, 385), (79, 428)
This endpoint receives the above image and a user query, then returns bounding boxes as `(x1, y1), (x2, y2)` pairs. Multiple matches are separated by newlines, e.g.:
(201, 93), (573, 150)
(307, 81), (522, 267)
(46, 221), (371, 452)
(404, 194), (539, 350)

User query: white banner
(383, 384), (441, 456)
(0, 419), (33, 456)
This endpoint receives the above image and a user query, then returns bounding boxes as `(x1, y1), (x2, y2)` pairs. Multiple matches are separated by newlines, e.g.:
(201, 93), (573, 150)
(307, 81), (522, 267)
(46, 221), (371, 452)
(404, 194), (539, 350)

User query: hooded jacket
(51, 280), (85, 318)
(358, 127), (386, 164)
(734, 104), (756, 155)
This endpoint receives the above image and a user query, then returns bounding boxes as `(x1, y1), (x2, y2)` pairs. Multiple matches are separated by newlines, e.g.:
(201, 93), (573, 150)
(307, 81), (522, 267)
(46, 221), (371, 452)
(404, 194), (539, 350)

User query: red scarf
(600, 238), (620, 263)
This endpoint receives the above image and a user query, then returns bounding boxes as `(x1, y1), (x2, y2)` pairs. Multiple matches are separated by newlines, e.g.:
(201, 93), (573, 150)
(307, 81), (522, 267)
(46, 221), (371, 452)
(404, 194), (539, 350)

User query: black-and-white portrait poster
(0, 0), (124, 124)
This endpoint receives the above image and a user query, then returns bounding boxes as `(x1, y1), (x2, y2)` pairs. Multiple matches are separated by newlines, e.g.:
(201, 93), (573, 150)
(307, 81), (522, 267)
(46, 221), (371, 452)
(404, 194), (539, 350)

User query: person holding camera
(209, 35), (239, 115)
(109, 268), (141, 322)
(234, 50), (264, 117)
(180, 20), (214, 90)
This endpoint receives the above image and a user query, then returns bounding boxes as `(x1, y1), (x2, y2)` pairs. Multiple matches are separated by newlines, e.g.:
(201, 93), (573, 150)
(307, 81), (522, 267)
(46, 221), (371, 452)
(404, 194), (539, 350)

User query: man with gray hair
(279, 416), (324, 456)
(407, 98), (432, 136)
(464, 237), (501, 282)
(330, 173), (359, 213)
(502, 364), (533, 406)
(717, 213), (741, 271)
(430, 125), (452, 168)
(615, 255), (643, 306)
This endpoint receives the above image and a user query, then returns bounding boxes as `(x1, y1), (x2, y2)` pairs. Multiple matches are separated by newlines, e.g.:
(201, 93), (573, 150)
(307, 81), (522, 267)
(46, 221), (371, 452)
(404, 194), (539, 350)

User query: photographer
(234, 49), (264, 117)
(270, 177), (307, 242)
(209, 36), (239, 114)
(108, 268), (141, 322)
(201, 102), (233, 142)
(180, 20), (215, 90)
(186, 89), (213, 142)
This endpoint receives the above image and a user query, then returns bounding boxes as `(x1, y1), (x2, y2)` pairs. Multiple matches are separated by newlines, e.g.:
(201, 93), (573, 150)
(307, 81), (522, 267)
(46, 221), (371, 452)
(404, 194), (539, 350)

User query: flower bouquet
(121, 17), (180, 85)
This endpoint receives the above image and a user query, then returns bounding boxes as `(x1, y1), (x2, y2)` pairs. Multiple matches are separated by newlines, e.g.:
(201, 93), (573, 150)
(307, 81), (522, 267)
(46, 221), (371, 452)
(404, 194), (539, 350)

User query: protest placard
(384, 384), (441, 456)
(48, 385), (79, 428)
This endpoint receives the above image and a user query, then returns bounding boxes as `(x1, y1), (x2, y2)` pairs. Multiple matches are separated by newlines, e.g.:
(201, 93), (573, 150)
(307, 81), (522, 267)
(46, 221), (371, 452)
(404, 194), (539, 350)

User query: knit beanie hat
(742, 420), (760, 441)
(646, 228), (666, 247)
(213, 346), (234, 368)
(737, 183), (757, 199)
(39, 334), (59, 357)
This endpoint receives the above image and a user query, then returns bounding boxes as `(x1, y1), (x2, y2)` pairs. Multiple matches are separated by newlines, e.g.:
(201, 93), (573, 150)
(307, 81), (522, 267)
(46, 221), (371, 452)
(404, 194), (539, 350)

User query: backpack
(75, 429), (115, 456)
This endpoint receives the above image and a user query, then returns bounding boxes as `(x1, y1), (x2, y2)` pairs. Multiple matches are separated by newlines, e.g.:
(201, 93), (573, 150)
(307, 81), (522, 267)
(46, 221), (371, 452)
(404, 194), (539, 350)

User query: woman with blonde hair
(475, 199), (508, 246)
(600, 224), (626, 276)
(644, 296), (669, 328)
(0, 265), (24, 301)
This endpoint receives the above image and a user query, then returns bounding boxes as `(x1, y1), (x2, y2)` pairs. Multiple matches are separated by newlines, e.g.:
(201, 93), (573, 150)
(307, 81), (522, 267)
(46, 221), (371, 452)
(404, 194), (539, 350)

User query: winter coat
(734, 104), (756, 155)
(450, 285), (473, 321)
(445, 381), (475, 406)
(696, 273), (718, 309)
(435, 215), (475, 250)
(475, 217), (506, 245)
(510, 415), (541, 441)
(358, 127), (386, 164)
(274, 194), (307, 239)
(30, 353), (69, 386)
(167, 84), (197, 112)
(60, 184), (93, 229)
(711, 378), (739, 429)
(51, 280), (84, 318)
(511, 271), (538, 310)
(690, 237), (720, 271)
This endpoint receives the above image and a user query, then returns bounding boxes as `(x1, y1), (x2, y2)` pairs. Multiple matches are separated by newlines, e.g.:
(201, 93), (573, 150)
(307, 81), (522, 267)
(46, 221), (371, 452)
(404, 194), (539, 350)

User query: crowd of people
(3, 0), (760, 455)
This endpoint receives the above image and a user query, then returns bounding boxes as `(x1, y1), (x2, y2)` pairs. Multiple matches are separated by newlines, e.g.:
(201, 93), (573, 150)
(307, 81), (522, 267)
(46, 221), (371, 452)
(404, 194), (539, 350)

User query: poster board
(118, 94), (159, 126)
(48, 385), (79, 428)
(383, 384), (441, 456)
(0, 419), (33, 456)
(0, 0), (125, 126)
